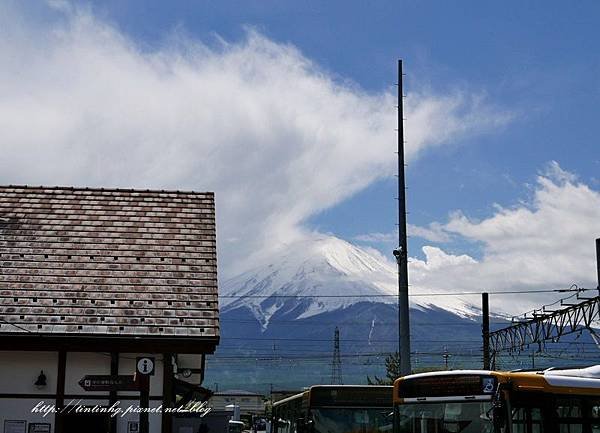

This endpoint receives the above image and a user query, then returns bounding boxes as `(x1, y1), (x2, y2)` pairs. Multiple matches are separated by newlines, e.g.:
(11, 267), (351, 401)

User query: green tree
(367, 352), (402, 385)
(367, 353), (446, 384)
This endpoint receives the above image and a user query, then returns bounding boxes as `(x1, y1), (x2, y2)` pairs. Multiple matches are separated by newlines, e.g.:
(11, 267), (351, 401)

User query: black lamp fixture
(34, 370), (47, 389)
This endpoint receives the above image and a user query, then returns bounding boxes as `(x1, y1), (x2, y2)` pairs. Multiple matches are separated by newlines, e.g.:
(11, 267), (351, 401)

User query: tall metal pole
(396, 59), (411, 376)
(596, 238), (600, 296)
(482, 293), (490, 370)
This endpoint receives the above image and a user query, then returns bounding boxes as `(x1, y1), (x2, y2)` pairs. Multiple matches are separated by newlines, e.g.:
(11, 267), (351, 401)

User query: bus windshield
(396, 401), (493, 433)
(312, 407), (393, 433)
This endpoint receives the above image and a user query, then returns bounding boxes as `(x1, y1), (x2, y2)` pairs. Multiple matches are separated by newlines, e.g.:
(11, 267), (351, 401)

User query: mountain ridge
(220, 235), (482, 326)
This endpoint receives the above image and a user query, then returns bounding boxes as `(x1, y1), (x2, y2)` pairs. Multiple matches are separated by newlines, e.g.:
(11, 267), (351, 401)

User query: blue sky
(69, 2), (595, 232)
(75, 0), (600, 260)
(2, 1), (600, 310)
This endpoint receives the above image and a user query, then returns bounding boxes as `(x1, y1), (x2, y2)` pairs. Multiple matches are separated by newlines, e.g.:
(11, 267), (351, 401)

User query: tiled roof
(0, 185), (218, 340)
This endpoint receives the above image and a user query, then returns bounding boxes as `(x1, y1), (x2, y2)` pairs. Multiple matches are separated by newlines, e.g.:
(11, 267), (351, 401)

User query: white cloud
(355, 222), (451, 244)
(409, 223), (452, 243)
(354, 232), (397, 243)
(0, 3), (510, 276)
(408, 162), (600, 314)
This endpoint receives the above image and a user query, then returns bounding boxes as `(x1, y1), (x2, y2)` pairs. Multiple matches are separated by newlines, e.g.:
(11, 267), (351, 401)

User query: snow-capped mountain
(220, 235), (480, 328)
(209, 237), (579, 392)
(208, 236), (490, 390)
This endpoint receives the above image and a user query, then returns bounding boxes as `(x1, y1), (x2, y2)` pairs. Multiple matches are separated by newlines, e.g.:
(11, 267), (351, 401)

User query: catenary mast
(396, 60), (411, 375)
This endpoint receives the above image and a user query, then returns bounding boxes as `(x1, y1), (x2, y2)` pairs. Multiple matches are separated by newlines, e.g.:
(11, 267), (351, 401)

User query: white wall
(0, 351), (59, 426)
(0, 351), (58, 395)
(0, 399), (56, 425)
(64, 352), (111, 396)
(0, 351), (171, 432)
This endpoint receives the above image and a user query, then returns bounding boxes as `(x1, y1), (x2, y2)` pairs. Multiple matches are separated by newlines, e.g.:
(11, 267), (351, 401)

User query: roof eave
(0, 333), (220, 354)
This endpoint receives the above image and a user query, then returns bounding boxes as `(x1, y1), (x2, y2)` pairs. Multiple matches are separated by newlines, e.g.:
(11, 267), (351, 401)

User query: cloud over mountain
(0, 2), (510, 275)
(406, 163), (600, 313)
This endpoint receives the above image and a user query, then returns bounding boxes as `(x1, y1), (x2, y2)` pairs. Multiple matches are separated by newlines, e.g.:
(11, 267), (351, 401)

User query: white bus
(393, 366), (600, 433)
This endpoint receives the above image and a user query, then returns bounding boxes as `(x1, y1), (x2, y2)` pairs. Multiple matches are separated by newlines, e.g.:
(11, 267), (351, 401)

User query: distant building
(209, 390), (266, 415)
(0, 185), (219, 433)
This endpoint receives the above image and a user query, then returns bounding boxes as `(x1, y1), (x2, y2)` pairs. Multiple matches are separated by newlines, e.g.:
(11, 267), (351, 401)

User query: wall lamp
(34, 370), (47, 389)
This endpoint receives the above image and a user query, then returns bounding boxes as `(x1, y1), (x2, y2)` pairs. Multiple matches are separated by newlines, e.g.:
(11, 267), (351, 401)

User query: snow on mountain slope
(220, 236), (480, 326)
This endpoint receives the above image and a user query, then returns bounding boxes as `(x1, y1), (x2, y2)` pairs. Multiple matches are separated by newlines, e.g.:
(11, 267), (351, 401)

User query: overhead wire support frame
(489, 294), (600, 364)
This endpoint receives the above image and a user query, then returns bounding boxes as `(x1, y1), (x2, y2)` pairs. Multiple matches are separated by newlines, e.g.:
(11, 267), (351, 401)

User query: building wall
(0, 399), (56, 425)
(0, 351), (192, 433)
(209, 394), (265, 415)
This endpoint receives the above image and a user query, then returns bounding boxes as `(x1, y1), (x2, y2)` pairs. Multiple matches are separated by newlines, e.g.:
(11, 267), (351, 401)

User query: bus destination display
(310, 387), (393, 407)
(398, 375), (496, 398)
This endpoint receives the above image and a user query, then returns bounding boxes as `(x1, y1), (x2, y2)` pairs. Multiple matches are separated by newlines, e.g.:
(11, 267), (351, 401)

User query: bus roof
(544, 365), (600, 379)
(393, 367), (600, 402)
(272, 390), (305, 407)
(395, 370), (494, 382)
(272, 385), (393, 408)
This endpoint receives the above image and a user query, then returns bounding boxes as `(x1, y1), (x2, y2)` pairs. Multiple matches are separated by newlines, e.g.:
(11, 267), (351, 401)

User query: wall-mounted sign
(127, 421), (139, 433)
(28, 424), (51, 433)
(79, 374), (138, 391)
(136, 357), (155, 376)
(4, 421), (26, 433)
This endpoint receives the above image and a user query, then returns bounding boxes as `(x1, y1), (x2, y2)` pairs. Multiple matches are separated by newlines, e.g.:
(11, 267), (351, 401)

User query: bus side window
(530, 408), (543, 433)
(589, 400), (600, 433)
(511, 407), (528, 433)
(555, 398), (583, 433)
(511, 406), (544, 433)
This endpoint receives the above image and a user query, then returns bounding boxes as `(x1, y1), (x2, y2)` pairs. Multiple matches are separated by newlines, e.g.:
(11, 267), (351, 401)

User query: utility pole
(482, 292), (491, 370)
(330, 327), (343, 385)
(442, 346), (450, 370)
(395, 59), (412, 376)
(596, 238), (600, 296)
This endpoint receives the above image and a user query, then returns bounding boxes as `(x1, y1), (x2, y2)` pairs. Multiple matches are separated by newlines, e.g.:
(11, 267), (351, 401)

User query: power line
(219, 287), (587, 299)
(205, 348), (596, 362)
(219, 319), (509, 326)
(220, 337), (485, 343)
(490, 294), (600, 359)
(511, 285), (585, 320)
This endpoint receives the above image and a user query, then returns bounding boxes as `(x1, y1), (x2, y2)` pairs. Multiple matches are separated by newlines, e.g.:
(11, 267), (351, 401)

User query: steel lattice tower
(488, 239), (600, 368)
(330, 327), (343, 385)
